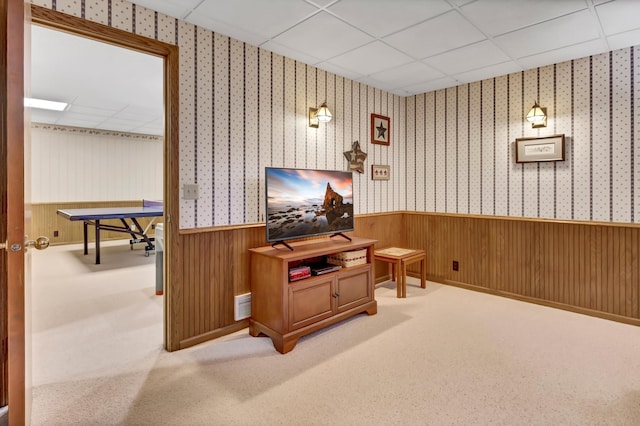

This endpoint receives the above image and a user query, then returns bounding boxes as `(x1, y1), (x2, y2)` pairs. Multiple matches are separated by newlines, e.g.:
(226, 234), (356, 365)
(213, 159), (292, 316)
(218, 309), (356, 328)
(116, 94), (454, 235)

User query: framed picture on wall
(371, 164), (390, 180)
(371, 114), (390, 146)
(515, 134), (565, 163)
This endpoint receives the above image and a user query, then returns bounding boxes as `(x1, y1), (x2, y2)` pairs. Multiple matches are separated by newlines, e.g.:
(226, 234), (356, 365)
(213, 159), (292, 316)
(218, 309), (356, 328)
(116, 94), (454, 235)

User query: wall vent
(234, 293), (251, 321)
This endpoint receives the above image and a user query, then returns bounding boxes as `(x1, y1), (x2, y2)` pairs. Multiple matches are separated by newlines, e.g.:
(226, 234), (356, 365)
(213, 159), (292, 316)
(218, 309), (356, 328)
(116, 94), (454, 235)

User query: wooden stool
(374, 247), (426, 298)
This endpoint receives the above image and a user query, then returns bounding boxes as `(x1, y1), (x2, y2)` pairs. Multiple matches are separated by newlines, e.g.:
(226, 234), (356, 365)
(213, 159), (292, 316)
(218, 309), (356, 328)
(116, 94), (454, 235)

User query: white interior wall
(30, 124), (163, 203)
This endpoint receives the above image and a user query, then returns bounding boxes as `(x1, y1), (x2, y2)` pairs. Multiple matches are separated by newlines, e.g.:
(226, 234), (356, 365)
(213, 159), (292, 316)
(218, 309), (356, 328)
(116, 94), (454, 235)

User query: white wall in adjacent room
(30, 123), (163, 203)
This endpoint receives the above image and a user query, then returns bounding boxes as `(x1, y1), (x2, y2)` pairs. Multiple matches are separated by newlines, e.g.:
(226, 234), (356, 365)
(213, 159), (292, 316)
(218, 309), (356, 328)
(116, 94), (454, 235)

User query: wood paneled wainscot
(249, 237), (378, 353)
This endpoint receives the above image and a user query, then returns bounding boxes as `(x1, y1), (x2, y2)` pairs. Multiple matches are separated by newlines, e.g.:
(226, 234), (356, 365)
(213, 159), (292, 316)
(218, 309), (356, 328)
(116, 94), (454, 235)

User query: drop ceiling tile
(596, 0), (640, 36)
(517, 39), (608, 70)
(461, 0), (587, 37)
(327, 0), (452, 38)
(67, 105), (120, 115)
(192, 0), (319, 40)
(314, 62), (365, 82)
(384, 10), (486, 59)
(494, 9), (600, 59)
(271, 12), (374, 61)
(259, 40), (325, 66)
(606, 28), (640, 50)
(400, 76), (459, 95)
(131, 126), (164, 136)
(73, 96), (130, 112)
(62, 112), (113, 126)
(58, 117), (105, 128)
(368, 62), (444, 89)
(29, 110), (65, 125)
(325, 41), (414, 76)
(423, 40), (511, 76)
(453, 61), (522, 84)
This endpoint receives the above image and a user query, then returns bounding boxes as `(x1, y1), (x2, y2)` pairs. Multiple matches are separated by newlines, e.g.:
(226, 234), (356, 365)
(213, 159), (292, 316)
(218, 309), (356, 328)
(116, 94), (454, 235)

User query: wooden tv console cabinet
(249, 236), (378, 353)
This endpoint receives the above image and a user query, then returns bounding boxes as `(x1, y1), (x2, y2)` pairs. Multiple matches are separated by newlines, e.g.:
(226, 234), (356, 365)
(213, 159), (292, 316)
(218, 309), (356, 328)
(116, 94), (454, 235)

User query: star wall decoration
(343, 140), (367, 174)
(370, 113), (390, 146)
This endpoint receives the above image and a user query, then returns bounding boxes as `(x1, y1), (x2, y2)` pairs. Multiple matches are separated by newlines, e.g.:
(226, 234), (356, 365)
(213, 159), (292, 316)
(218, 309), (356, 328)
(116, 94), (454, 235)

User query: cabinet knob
(332, 292), (340, 298)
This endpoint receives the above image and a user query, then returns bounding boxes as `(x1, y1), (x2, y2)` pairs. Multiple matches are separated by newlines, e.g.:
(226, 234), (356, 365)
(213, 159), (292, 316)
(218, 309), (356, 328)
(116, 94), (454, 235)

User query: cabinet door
(288, 276), (335, 331)
(336, 265), (371, 313)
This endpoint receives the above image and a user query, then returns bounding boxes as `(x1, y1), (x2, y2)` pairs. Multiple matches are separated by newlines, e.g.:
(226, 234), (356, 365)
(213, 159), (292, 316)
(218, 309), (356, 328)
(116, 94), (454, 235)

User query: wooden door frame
(27, 5), (181, 351)
(3, 0), (26, 423)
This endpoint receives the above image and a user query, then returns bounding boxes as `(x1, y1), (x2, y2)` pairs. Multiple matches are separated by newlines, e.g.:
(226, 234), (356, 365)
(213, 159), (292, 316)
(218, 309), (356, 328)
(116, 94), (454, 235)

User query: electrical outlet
(183, 183), (199, 200)
(53, 230), (59, 237)
(452, 260), (459, 271)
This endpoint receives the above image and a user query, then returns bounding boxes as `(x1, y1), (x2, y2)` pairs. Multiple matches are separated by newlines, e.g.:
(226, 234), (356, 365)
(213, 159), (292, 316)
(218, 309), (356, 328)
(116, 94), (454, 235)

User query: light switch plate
(183, 183), (199, 200)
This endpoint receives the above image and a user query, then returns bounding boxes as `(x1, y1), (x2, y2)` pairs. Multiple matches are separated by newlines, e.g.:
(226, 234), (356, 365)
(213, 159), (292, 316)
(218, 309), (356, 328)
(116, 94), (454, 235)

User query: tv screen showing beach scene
(265, 167), (354, 242)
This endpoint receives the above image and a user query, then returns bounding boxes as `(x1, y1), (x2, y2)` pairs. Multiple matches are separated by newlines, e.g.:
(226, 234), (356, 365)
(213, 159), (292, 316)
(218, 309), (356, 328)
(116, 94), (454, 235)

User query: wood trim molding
(403, 210), (640, 229)
(433, 276), (640, 328)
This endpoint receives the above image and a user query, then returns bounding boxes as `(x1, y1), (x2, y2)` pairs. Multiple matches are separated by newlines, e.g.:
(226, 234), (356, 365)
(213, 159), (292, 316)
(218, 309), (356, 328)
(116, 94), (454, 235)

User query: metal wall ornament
(344, 141), (367, 174)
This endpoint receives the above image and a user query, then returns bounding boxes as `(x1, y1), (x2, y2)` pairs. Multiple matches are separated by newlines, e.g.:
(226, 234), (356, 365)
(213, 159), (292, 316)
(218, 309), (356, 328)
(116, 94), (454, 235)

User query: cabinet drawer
(288, 276), (335, 331)
(337, 265), (371, 312)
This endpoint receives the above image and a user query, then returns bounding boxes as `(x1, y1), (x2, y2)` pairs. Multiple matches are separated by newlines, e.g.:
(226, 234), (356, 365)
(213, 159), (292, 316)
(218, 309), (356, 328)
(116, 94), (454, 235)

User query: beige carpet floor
(30, 240), (640, 425)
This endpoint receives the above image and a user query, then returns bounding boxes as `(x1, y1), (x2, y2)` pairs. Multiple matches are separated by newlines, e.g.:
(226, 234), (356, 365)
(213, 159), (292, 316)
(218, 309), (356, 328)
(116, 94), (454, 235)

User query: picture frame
(371, 113), (390, 145)
(515, 134), (565, 163)
(371, 164), (390, 180)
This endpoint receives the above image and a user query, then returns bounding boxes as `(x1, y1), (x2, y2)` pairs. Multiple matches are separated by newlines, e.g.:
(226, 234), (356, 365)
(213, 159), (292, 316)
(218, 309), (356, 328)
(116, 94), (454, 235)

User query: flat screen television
(265, 167), (354, 249)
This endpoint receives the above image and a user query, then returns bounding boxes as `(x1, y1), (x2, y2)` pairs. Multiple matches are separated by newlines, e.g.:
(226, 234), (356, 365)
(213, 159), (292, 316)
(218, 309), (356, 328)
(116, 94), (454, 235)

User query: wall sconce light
(309, 102), (332, 128)
(526, 101), (547, 128)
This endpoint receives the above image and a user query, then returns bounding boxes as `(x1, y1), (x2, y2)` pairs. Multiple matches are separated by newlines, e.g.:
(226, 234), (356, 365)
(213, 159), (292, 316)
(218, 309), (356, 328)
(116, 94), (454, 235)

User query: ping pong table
(57, 200), (163, 264)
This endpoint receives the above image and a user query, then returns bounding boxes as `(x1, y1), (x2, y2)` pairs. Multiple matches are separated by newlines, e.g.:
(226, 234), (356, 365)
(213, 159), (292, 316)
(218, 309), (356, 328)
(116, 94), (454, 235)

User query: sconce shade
(526, 101), (547, 128)
(316, 102), (332, 123)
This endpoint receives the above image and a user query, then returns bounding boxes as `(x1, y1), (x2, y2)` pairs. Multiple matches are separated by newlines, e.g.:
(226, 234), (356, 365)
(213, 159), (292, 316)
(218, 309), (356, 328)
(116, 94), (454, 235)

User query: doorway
(29, 22), (165, 397)
(19, 4), (180, 422)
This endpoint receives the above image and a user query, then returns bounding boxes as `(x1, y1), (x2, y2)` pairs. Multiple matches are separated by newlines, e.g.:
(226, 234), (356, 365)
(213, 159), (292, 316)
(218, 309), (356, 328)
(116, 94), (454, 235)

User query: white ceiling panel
(453, 61), (522, 85)
(383, 10), (486, 59)
(400, 76), (460, 96)
(271, 12), (373, 62)
(314, 61), (365, 82)
(423, 40), (511, 76)
(461, 0), (588, 37)
(258, 39), (324, 67)
(607, 28), (640, 50)
(327, 0), (452, 38)
(193, 0), (318, 40)
(596, 0), (640, 36)
(517, 39), (609, 70)
(368, 62), (445, 89)
(494, 9), (601, 59)
(326, 41), (414, 76)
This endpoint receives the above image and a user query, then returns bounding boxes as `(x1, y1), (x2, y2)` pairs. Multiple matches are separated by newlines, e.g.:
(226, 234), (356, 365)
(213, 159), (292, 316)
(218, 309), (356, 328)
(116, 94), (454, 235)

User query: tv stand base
(271, 240), (294, 251)
(330, 232), (352, 242)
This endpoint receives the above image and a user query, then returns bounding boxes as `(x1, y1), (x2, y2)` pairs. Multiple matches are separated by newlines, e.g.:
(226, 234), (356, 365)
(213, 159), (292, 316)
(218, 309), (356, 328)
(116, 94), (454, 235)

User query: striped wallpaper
(406, 47), (639, 223)
(32, 0), (640, 228)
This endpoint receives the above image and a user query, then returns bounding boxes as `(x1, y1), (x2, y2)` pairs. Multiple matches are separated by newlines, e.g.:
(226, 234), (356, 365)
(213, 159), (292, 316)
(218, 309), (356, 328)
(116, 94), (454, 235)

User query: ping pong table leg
(83, 221), (89, 255)
(95, 219), (101, 264)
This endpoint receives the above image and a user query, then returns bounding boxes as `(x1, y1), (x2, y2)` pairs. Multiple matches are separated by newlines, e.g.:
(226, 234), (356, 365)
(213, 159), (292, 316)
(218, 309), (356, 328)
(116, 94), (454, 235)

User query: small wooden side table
(374, 247), (426, 298)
